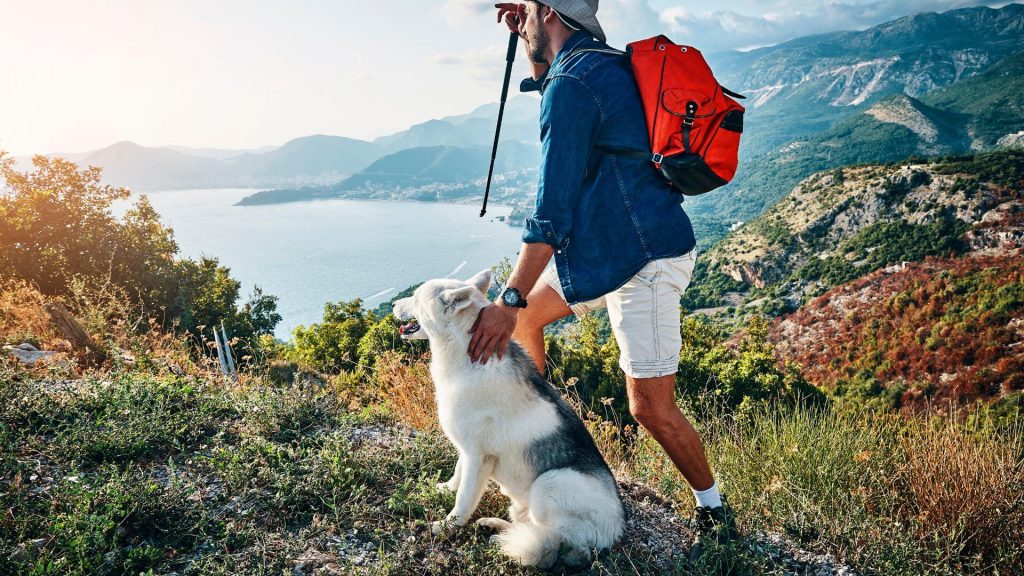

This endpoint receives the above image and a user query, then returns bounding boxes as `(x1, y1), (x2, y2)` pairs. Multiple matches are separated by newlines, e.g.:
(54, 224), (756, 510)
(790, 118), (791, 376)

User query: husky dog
(392, 270), (625, 568)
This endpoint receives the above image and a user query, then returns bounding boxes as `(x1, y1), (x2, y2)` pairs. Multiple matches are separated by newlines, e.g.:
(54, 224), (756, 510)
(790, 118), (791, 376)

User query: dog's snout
(393, 297), (413, 321)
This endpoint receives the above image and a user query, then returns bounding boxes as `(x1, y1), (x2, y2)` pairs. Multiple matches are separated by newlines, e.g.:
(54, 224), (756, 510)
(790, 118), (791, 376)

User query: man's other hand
(495, 3), (526, 37)
(468, 303), (518, 364)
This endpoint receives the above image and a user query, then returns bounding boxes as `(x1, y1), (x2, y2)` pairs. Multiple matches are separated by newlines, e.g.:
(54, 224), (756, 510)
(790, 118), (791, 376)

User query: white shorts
(543, 250), (697, 379)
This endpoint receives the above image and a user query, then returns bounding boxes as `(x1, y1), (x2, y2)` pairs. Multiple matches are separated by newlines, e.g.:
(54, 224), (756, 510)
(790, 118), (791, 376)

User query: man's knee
(514, 309), (547, 337)
(627, 375), (679, 435)
(630, 400), (672, 433)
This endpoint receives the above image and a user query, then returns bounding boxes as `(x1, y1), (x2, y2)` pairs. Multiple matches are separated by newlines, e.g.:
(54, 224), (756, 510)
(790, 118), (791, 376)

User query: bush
(0, 153), (280, 361)
(291, 299), (375, 373)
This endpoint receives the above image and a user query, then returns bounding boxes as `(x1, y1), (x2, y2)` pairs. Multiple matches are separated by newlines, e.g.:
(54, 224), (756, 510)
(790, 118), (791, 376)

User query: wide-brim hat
(540, 0), (606, 43)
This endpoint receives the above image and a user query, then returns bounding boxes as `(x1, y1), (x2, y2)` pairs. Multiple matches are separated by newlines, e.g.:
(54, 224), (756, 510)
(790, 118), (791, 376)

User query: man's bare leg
(512, 283), (572, 376)
(626, 373), (714, 491)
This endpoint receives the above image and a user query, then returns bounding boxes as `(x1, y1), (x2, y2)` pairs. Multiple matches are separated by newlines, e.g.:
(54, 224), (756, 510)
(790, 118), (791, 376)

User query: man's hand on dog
(469, 303), (518, 364)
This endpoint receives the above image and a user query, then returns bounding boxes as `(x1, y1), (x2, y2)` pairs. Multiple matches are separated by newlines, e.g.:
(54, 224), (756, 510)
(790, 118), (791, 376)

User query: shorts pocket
(633, 261), (661, 288)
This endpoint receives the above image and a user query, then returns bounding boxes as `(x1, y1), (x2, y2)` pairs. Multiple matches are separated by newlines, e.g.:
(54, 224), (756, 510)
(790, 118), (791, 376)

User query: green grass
(2, 355), (1021, 575)
(0, 364), (694, 575)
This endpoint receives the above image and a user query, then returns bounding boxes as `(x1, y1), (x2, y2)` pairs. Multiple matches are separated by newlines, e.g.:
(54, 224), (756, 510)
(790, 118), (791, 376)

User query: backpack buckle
(651, 153), (664, 164)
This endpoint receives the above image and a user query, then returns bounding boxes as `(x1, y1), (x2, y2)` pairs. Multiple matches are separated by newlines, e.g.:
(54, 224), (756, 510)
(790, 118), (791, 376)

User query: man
(469, 0), (737, 556)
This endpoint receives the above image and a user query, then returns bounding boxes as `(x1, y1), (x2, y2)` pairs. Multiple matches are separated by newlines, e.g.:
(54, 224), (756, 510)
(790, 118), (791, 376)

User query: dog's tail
(496, 521), (560, 569)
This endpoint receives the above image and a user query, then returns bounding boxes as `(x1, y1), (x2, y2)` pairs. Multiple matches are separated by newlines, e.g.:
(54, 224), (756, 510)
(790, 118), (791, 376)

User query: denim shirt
(520, 31), (696, 304)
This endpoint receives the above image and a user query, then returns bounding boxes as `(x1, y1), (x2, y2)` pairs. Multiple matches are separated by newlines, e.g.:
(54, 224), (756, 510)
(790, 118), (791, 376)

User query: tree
(0, 152), (280, 355)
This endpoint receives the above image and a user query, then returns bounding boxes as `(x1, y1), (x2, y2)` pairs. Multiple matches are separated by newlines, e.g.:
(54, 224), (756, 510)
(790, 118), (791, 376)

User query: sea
(133, 189), (523, 339)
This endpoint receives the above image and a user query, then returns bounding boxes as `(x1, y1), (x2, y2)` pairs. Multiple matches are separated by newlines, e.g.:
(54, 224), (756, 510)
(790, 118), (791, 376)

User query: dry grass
(0, 276), (198, 376)
(373, 351), (439, 432)
(365, 347), (1024, 574)
(896, 418), (1024, 569)
(0, 278), (61, 347)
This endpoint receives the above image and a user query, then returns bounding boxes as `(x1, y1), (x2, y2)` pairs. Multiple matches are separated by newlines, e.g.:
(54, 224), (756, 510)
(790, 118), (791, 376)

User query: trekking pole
(480, 30), (519, 217)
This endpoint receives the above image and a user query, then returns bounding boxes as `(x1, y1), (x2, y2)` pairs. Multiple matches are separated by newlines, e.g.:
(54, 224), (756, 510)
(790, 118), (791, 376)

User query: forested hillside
(688, 50), (1024, 228)
(688, 151), (1022, 309)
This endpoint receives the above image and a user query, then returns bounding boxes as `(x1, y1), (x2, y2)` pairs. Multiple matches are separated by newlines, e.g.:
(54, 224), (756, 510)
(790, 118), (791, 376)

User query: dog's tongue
(399, 321), (420, 335)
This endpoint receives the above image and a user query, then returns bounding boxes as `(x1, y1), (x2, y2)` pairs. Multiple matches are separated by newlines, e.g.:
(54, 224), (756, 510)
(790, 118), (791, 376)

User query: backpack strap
(595, 145), (659, 163)
(542, 46), (627, 92)
(566, 47), (670, 165)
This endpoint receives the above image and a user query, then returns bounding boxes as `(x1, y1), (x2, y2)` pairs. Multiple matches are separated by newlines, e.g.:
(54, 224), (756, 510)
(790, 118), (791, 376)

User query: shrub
(0, 153), (280, 362)
(291, 299), (375, 373)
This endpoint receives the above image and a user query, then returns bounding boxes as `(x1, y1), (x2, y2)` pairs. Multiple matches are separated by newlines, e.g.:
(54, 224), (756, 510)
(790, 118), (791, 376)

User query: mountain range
(687, 44), (1024, 231)
(682, 149), (1024, 410)
(10, 4), (1023, 214)
(12, 96), (540, 192)
(709, 4), (1024, 157)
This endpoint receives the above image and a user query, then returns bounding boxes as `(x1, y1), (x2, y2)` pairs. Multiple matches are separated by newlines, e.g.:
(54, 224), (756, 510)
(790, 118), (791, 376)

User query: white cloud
(594, 0), (1008, 53)
(433, 44), (533, 83)
(442, 0), (494, 27)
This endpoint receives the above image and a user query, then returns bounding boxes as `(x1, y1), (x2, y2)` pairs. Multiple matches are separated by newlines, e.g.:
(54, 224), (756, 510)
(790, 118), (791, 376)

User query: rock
(997, 130), (1024, 149)
(7, 546), (30, 565)
(292, 549), (335, 575)
(4, 344), (61, 365)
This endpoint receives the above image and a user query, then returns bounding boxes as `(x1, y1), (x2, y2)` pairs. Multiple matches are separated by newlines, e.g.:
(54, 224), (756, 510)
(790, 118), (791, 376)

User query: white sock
(692, 480), (722, 509)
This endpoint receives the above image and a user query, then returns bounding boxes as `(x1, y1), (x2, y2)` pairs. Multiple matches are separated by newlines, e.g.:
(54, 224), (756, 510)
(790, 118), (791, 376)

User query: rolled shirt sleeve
(521, 76), (602, 250)
(520, 68), (549, 94)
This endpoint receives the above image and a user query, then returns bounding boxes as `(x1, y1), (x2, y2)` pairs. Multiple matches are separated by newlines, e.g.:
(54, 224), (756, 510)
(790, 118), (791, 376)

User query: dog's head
(393, 270), (493, 342)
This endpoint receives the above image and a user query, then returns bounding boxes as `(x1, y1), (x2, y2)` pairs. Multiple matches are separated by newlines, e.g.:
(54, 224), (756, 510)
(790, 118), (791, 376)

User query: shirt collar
(549, 30), (596, 73)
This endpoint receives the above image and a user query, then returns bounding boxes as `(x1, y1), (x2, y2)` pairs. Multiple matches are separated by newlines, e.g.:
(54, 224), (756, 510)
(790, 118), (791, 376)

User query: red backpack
(587, 36), (746, 196)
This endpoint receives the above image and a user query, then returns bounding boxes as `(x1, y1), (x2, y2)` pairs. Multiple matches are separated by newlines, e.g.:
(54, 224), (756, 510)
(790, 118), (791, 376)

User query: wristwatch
(500, 286), (528, 309)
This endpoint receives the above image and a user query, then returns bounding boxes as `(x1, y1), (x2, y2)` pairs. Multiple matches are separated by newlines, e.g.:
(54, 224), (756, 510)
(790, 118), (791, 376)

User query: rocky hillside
(770, 254), (1023, 411)
(689, 150), (1023, 314)
(710, 4), (1024, 157)
(688, 51), (1024, 226)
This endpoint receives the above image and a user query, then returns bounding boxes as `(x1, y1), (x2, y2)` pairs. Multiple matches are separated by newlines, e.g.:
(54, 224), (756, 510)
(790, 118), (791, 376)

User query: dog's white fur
(393, 270), (624, 568)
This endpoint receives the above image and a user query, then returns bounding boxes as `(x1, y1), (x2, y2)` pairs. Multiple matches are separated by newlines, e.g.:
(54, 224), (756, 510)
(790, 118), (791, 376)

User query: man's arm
(467, 242), (552, 364)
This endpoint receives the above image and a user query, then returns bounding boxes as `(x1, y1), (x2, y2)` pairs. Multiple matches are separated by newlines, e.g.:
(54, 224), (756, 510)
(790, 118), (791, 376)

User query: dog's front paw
(430, 519), (455, 535)
(435, 480), (456, 493)
(476, 517), (512, 532)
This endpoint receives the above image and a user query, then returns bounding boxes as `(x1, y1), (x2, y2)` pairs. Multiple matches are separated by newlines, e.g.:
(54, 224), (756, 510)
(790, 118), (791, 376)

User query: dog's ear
(439, 286), (478, 312)
(466, 270), (493, 294)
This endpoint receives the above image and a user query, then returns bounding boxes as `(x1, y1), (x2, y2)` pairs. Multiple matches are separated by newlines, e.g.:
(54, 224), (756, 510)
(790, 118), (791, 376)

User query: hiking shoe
(689, 499), (739, 562)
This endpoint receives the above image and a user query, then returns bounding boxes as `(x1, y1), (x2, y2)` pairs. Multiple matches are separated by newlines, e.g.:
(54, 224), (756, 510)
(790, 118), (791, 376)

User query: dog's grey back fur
(505, 341), (627, 519)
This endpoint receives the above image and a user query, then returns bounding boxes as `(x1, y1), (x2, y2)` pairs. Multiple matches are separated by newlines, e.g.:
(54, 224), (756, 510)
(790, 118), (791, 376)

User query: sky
(0, 0), (1012, 156)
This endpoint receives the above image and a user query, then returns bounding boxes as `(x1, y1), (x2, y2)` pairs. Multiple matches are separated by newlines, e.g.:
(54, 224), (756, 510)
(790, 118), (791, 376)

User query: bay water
(135, 189), (523, 339)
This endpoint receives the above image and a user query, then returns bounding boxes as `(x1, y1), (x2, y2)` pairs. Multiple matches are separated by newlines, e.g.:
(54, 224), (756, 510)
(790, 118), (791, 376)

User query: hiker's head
(521, 1), (605, 64)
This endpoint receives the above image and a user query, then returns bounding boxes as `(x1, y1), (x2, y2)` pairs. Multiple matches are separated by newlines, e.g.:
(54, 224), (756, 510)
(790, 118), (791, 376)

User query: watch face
(502, 288), (520, 307)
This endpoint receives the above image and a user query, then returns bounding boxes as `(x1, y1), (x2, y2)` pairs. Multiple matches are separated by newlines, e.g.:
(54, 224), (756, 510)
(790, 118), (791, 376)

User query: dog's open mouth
(399, 320), (421, 337)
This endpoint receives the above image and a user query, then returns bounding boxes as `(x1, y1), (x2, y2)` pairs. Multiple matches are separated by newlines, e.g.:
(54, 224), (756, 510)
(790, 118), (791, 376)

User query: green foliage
(930, 149), (1024, 187)
(922, 52), (1024, 148)
(356, 315), (427, 369)
(546, 314), (626, 417)
(681, 260), (748, 310)
(677, 316), (825, 414)
(791, 210), (968, 296)
(291, 299), (376, 372)
(783, 255), (1024, 408)
(0, 154), (280, 358)
(547, 312), (824, 422)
